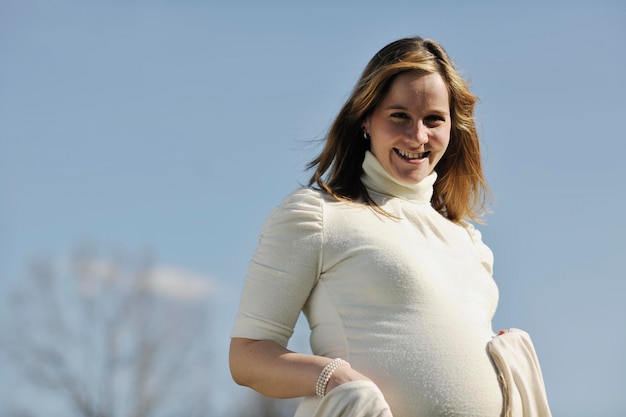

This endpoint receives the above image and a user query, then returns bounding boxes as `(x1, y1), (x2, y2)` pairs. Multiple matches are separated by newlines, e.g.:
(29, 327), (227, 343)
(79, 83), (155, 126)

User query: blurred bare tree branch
(0, 246), (213, 417)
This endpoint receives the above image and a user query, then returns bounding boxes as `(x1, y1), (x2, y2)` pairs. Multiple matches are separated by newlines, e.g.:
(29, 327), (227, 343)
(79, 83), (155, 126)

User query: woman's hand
(324, 364), (372, 395)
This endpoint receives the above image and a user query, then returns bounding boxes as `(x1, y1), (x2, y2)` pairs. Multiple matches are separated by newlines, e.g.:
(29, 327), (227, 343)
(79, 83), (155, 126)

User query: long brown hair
(307, 36), (490, 222)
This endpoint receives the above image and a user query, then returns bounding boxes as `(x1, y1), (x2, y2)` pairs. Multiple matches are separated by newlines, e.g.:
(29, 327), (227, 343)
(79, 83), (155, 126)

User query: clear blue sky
(1, 1), (625, 416)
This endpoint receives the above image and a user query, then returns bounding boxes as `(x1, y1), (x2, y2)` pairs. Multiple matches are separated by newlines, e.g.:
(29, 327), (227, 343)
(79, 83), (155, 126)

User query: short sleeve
(461, 221), (494, 276)
(231, 188), (324, 347)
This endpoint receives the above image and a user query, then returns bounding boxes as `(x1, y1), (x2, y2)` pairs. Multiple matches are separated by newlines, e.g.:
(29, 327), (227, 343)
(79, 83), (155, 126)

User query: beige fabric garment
(233, 152), (503, 416)
(295, 381), (393, 417)
(487, 329), (552, 417)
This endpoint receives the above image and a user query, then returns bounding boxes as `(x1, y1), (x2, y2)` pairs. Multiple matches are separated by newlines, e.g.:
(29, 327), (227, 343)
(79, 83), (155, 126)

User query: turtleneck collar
(361, 151), (436, 204)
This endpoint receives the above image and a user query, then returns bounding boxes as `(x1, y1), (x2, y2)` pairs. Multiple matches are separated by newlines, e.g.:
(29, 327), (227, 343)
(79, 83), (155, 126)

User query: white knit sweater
(232, 152), (503, 417)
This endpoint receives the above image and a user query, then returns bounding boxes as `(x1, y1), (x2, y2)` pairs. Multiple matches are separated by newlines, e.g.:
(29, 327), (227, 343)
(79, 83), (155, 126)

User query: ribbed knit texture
(232, 151), (503, 417)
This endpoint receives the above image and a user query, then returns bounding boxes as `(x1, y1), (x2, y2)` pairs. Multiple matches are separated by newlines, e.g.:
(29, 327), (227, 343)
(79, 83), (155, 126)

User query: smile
(394, 148), (430, 160)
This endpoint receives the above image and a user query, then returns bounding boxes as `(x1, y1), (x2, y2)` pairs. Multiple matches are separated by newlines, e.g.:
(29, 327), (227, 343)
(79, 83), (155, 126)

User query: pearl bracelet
(315, 358), (350, 398)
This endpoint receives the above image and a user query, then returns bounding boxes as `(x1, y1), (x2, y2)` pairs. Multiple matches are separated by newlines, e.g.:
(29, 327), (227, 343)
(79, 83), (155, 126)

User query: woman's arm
(229, 337), (371, 399)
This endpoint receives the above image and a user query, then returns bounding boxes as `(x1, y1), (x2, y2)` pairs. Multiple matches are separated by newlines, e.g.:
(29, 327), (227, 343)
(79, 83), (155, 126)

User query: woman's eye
(391, 112), (409, 120)
(425, 115), (445, 125)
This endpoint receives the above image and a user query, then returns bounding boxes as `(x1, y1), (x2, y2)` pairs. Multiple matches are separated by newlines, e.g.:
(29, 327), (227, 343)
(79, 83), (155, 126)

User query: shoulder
(263, 187), (372, 237)
(271, 187), (326, 219)
(260, 187), (326, 238)
(277, 187), (326, 209)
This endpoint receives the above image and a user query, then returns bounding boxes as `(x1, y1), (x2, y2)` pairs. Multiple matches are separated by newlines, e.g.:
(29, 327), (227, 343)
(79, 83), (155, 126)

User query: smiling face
(363, 72), (451, 185)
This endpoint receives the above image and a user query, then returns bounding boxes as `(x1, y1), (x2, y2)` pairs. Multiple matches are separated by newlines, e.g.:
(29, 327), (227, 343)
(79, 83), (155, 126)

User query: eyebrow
(385, 104), (409, 111)
(384, 104), (449, 115)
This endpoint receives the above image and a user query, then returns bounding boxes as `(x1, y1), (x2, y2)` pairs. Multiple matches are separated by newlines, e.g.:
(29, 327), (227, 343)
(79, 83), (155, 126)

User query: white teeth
(397, 149), (427, 159)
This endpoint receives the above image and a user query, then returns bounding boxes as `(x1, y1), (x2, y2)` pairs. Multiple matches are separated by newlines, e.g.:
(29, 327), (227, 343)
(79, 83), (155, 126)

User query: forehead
(381, 72), (450, 107)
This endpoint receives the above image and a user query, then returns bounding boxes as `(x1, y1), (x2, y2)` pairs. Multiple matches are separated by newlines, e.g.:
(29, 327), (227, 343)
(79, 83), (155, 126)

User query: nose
(411, 121), (429, 145)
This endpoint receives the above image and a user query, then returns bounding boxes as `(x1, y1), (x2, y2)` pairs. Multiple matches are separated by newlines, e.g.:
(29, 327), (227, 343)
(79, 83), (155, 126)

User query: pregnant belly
(347, 335), (503, 417)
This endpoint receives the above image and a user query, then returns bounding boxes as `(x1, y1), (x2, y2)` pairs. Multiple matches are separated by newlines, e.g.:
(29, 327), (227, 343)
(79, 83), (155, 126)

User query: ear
(362, 118), (371, 133)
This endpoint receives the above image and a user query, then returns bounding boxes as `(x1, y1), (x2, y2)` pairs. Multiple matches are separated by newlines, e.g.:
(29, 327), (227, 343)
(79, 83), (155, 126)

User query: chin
(397, 175), (426, 185)
(405, 170), (431, 183)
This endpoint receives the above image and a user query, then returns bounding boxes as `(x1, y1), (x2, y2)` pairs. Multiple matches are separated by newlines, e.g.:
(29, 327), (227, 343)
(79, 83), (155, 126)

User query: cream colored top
(232, 152), (503, 417)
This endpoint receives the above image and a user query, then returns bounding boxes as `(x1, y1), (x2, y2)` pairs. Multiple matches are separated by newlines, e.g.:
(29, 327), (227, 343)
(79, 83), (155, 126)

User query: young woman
(230, 36), (506, 417)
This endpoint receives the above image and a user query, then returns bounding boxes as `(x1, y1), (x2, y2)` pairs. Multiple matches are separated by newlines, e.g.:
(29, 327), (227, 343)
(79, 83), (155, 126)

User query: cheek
(441, 135), (451, 151)
(373, 123), (404, 145)
(370, 125), (398, 152)
(437, 127), (452, 149)
(384, 123), (406, 137)
(437, 135), (452, 160)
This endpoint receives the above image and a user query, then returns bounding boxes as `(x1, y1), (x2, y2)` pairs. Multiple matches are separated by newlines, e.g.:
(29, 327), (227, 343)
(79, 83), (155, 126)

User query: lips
(394, 148), (430, 160)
